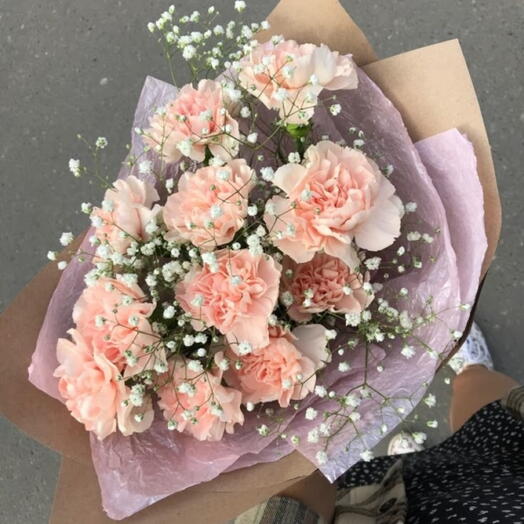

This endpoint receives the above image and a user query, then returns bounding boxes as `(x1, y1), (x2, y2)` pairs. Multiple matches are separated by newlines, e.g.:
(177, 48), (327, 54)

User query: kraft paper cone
(51, 454), (312, 524)
(0, 0), (501, 522)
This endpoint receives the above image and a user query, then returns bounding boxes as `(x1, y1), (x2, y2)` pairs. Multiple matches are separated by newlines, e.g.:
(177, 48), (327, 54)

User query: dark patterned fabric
(234, 386), (524, 523)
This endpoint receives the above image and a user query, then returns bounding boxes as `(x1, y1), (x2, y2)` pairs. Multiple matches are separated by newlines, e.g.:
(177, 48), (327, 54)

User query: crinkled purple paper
(28, 69), (487, 520)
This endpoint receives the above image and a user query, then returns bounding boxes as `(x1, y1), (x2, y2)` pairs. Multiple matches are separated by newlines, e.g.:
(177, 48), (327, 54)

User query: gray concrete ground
(1, 0), (523, 522)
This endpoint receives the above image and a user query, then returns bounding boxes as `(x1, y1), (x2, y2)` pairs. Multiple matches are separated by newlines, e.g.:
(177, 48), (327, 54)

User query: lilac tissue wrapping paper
(28, 68), (486, 519)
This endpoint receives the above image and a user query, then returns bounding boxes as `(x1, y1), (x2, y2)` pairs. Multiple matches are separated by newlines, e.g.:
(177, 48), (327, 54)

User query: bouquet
(15, 1), (494, 520)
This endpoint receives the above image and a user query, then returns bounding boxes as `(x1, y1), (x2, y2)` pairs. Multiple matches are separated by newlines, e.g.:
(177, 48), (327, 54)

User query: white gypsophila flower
(68, 158), (81, 177)
(245, 401), (255, 412)
(190, 31), (203, 43)
(145, 220), (158, 235)
(47, 251), (57, 261)
(138, 160), (152, 175)
(178, 382), (197, 397)
(238, 341), (252, 355)
(345, 312), (361, 327)
(154, 360), (168, 373)
(255, 225), (266, 238)
(307, 428), (320, 443)
(404, 201), (417, 213)
(213, 24), (224, 36)
(281, 378), (292, 390)
(208, 57), (220, 69)
(260, 166), (274, 181)
(147, 22), (156, 33)
(305, 408), (318, 421)
(210, 402), (224, 417)
(342, 394), (360, 408)
(407, 231), (421, 241)
(140, 242), (155, 256)
(422, 233), (434, 244)
(349, 412), (361, 422)
(163, 305), (175, 319)
(201, 252), (217, 266)
(424, 394), (436, 408)
(289, 435), (300, 445)
(399, 311), (412, 330)
(183, 334), (195, 347)
(427, 420), (438, 429)
(194, 333), (207, 344)
(128, 314), (140, 327)
(314, 385), (327, 398)
(145, 274), (157, 288)
(412, 432), (427, 445)
(95, 136), (108, 149)
(213, 169), (230, 183)
(360, 450), (374, 462)
(234, 0), (246, 12)
(329, 104), (342, 116)
(230, 275), (242, 285)
(264, 202), (276, 217)
(401, 345), (415, 359)
(217, 357), (229, 371)
(399, 287), (409, 297)
(90, 214), (103, 228)
(315, 450), (328, 465)
(360, 386), (371, 399)
(364, 257), (381, 270)
(338, 362), (351, 372)
(130, 384), (145, 406)
(281, 291), (294, 307)
(452, 330), (463, 340)
(300, 188), (312, 202)
(187, 360), (204, 373)
(288, 152), (301, 164)
(80, 202), (92, 214)
(247, 204), (258, 216)
(246, 132), (258, 144)
(240, 106), (251, 118)
(210, 204), (223, 219)
(257, 424), (269, 436)
(325, 329), (337, 340)
(59, 232), (74, 246)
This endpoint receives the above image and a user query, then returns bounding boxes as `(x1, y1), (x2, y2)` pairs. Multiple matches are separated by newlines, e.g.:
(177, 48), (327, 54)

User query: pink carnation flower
(175, 249), (281, 350)
(238, 40), (357, 124)
(54, 329), (125, 439)
(219, 325), (330, 408)
(92, 175), (160, 255)
(157, 356), (244, 441)
(282, 253), (374, 322)
(54, 330), (154, 439)
(73, 278), (162, 375)
(143, 79), (240, 163)
(264, 141), (403, 268)
(163, 159), (255, 249)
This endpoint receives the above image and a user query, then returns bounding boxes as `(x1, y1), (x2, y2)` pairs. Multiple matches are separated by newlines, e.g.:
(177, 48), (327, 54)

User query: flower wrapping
(28, 64), (486, 518)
